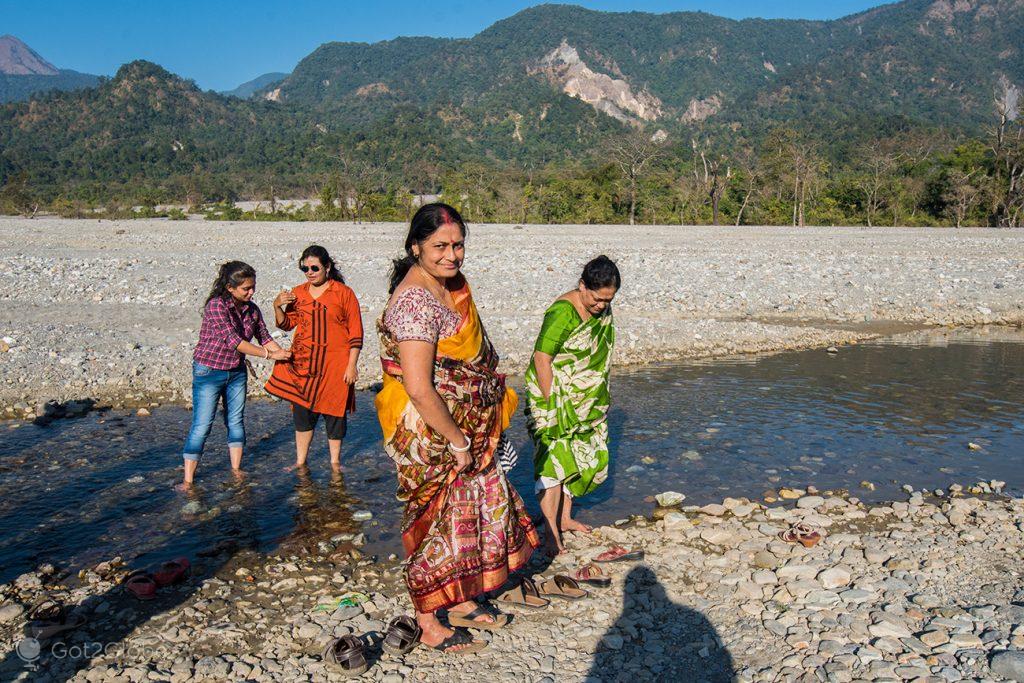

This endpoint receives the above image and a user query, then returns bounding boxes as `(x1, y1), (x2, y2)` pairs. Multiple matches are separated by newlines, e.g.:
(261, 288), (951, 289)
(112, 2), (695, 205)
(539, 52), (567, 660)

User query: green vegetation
(0, 2), (1022, 226)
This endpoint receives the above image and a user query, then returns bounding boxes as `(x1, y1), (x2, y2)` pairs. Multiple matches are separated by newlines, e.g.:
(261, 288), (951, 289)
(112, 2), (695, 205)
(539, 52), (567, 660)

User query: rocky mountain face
(262, 1), (1022, 133)
(0, 35), (57, 75)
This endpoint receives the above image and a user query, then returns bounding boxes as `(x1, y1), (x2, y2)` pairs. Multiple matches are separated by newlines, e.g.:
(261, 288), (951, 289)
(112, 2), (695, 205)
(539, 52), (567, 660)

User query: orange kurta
(265, 280), (363, 417)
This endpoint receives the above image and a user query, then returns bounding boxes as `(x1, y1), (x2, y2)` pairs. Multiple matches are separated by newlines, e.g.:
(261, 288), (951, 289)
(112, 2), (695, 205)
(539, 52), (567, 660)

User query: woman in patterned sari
(375, 203), (539, 654)
(525, 255), (620, 555)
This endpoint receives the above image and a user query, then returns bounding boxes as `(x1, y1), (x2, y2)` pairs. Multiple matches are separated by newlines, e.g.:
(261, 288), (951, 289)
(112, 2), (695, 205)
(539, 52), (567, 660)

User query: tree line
(3, 102), (1021, 228)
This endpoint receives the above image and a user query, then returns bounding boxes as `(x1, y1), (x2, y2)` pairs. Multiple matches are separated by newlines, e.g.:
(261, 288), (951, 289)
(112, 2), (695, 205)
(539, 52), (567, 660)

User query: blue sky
(2, 1), (884, 91)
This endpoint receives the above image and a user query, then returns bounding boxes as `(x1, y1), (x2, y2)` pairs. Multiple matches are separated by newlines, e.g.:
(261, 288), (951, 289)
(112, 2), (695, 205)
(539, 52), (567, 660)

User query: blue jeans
(182, 361), (248, 462)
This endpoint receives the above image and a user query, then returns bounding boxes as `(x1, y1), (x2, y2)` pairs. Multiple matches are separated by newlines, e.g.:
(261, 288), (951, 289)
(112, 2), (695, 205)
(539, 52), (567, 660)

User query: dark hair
(388, 202), (468, 294)
(580, 255), (621, 290)
(205, 260), (256, 306)
(299, 245), (344, 283)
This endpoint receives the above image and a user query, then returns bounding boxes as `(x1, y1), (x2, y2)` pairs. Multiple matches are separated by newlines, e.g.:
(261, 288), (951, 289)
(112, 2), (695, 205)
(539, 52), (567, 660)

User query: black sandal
(323, 635), (368, 677)
(383, 615), (421, 656)
(427, 627), (487, 655)
(447, 602), (508, 630)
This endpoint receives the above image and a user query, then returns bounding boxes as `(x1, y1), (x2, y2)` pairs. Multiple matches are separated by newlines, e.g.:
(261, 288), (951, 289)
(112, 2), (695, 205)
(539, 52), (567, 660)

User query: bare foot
(174, 482), (192, 493)
(230, 469), (247, 481)
(448, 601), (495, 624)
(562, 519), (593, 534)
(543, 532), (565, 557)
(283, 463), (308, 473)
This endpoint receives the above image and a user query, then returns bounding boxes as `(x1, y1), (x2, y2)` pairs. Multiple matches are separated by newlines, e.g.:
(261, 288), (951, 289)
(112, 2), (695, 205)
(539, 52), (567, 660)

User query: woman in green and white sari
(525, 256), (619, 554)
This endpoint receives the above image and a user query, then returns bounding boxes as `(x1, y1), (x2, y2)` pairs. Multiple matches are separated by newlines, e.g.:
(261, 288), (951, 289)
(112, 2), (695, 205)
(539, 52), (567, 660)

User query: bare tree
(689, 137), (731, 225)
(852, 143), (903, 227)
(989, 90), (1024, 227)
(943, 169), (985, 227)
(607, 129), (664, 226)
(762, 128), (827, 227)
(339, 150), (393, 222)
(732, 147), (762, 226)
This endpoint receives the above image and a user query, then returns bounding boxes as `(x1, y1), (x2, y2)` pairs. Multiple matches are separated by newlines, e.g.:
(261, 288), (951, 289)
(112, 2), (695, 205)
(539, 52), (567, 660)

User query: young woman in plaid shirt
(179, 261), (290, 490)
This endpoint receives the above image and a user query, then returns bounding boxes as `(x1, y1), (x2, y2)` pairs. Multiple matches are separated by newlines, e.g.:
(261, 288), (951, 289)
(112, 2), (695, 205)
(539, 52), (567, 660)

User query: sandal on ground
(426, 627), (487, 655)
(383, 615), (422, 656)
(592, 546), (645, 563)
(123, 570), (157, 600)
(572, 564), (612, 588)
(496, 577), (550, 609)
(778, 522), (822, 548)
(24, 600), (87, 640)
(322, 635), (369, 676)
(152, 557), (190, 587)
(538, 575), (589, 600)
(447, 602), (508, 631)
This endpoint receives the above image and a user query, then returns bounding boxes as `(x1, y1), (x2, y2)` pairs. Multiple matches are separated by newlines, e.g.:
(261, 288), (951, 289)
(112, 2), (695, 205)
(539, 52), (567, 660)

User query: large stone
(797, 496), (825, 510)
(700, 528), (732, 545)
(991, 651), (1024, 681)
(0, 603), (24, 623)
(919, 629), (950, 647)
(817, 567), (852, 590)
(869, 619), (912, 639)
(700, 504), (728, 517)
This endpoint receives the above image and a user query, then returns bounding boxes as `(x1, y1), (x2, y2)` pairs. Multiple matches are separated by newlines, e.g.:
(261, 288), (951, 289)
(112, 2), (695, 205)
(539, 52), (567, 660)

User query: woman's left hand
(343, 366), (358, 385)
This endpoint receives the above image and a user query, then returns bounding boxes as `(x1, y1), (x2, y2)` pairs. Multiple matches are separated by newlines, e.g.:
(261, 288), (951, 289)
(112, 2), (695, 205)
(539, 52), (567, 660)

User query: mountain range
(1, 0), (1022, 202)
(0, 35), (101, 104)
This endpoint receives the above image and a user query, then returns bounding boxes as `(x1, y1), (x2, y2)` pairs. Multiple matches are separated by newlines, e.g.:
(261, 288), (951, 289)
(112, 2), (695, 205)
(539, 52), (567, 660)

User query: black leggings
(292, 404), (347, 440)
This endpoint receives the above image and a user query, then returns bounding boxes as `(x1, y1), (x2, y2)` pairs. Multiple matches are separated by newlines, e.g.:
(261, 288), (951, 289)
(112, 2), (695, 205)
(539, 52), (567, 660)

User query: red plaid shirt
(193, 296), (273, 370)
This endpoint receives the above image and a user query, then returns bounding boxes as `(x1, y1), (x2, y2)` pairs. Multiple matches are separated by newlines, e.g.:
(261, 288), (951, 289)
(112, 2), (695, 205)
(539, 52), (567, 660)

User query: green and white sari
(525, 299), (615, 498)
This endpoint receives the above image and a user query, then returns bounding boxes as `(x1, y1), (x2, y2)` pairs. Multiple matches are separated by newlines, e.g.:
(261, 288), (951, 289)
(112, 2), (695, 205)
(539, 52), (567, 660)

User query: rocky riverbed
(1, 218), (1023, 417)
(1, 485), (1022, 682)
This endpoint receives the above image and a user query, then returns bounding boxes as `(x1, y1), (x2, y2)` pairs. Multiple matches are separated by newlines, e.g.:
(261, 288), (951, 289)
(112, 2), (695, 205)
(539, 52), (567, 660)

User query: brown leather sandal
(538, 575), (589, 601)
(383, 615), (421, 656)
(323, 635), (368, 676)
(496, 577), (550, 609)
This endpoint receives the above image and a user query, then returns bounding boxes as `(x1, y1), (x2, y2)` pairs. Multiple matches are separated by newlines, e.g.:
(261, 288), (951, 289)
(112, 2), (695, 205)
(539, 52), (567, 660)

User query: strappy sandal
(323, 635), (369, 676)
(152, 557), (190, 587)
(496, 577), (550, 609)
(778, 522), (823, 548)
(24, 600), (86, 640)
(593, 546), (645, 563)
(447, 602), (508, 631)
(124, 570), (157, 600)
(538, 575), (589, 601)
(572, 564), (611, 588)
(383, 615), (421, 656)
(426, 627), (487, 655)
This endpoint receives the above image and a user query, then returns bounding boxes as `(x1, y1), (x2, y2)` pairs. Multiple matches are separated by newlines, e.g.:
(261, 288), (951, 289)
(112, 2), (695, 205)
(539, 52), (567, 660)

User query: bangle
(263, 347), (270, 359)
(448, 436), (471, 453)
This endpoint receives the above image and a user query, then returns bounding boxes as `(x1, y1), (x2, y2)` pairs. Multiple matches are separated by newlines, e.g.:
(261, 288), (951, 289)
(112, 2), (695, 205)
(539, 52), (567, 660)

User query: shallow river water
(1, 329), (1021, 584)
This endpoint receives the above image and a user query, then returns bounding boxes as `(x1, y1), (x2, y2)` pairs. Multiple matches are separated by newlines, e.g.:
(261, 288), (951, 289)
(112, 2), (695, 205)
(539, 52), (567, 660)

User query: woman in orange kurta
(266, 245), (363, 471)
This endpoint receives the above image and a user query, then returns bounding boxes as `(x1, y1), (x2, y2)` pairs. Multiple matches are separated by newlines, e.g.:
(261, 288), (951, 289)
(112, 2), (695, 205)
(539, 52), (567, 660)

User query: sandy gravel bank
(1, 487), (1022, 682)
(1, 218), (1022, 415)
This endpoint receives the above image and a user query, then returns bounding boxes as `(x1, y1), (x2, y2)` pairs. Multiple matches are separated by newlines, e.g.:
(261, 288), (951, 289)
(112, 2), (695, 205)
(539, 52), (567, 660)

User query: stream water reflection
(1, 329), (1021, 584)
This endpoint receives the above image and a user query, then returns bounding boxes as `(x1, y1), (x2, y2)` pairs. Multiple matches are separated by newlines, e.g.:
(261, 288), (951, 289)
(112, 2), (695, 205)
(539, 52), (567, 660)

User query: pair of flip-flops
(123, 557), (191, 600)
(592, 546), (644, 563)
(24, 600), (87, 640)
(496, 574), (590, 609)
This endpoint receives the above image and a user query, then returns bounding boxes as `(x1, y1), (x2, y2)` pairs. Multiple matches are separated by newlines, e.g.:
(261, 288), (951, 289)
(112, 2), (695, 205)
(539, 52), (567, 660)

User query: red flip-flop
(124, 571), (157, 600)
(153, 557), (190, 587)
(592, 546), (645, 563)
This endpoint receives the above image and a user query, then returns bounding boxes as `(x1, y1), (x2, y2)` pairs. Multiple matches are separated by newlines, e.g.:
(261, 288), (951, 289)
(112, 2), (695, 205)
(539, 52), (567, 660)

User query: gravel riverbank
(1, 218), (1022, 417)
(1, 487), (1022, 682)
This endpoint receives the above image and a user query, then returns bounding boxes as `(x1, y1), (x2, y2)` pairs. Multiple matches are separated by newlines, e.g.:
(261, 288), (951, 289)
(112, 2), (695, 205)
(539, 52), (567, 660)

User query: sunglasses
(299, 265), (321, 273)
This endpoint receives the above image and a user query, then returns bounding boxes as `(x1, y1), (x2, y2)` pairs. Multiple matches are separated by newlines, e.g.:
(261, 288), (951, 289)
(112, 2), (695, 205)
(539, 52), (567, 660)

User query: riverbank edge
(13, 318), (1024, 421)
